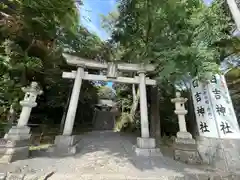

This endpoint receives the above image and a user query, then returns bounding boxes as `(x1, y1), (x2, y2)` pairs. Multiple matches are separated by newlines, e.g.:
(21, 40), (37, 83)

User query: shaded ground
(0, 131), (224, 179)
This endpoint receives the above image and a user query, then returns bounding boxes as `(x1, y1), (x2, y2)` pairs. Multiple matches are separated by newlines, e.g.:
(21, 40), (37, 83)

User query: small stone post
(171, 92), (201, 164)
(1, 82), (42, 163)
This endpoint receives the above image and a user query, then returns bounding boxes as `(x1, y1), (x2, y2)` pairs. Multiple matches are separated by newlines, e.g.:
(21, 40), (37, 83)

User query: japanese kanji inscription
(191, 74), (240, 139)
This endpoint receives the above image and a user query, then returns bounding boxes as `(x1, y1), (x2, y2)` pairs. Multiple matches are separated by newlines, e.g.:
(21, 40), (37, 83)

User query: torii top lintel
(63, 53), (155, 72)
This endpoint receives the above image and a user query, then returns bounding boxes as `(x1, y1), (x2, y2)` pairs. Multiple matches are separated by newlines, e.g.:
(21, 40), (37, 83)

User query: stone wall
(197, 136), (240, 171)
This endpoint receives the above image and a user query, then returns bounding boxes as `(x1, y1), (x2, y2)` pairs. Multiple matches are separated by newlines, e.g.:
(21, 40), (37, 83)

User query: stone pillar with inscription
(0, 82), (42, 163)
(191, 74), (240, 170)
(171, 92), (202, 164)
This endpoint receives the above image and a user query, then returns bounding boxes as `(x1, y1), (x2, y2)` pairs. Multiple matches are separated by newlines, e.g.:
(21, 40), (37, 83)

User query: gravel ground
(0, 131), (225, 179)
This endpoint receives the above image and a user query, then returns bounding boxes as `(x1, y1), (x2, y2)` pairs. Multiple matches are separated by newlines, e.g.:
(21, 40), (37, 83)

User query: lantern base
(0, 126), (31, 163)
(173, 135), (202, 165)
(176, 131), (193, 139)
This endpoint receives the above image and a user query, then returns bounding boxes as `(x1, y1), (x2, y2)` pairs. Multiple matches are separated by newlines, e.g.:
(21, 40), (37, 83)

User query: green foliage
(108, 0), (240, 135)
(0, 0), (104, 126)
(97, 86), (115, 100)
(112, 0), (231, 81)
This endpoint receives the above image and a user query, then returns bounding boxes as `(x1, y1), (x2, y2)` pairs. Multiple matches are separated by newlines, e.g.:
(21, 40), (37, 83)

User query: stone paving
(0, 131), (239, 179)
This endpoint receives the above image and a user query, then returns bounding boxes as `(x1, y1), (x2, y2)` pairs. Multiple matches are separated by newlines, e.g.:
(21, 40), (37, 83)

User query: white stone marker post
(171, 92), (201, 164)
(191, 74), (240, 170)
(1, 82), (42, 163)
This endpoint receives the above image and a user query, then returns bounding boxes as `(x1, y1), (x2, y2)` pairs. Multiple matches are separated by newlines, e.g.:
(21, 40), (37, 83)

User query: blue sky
(204, 0), (213, 5)
(79, 0), (117, 40)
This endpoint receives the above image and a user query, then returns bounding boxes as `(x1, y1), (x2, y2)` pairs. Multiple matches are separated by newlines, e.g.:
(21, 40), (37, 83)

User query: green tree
(0, 0), (104, 131)
(113, 0), (232, 80)
(107, 0), (237, 136)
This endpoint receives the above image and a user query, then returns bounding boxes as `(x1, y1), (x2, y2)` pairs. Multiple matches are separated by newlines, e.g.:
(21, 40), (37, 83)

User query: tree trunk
(150, 86), (161, 146)
(130, 84), (140, 122)
(5, 104), (16, 133)
(60, 83), (73, 133)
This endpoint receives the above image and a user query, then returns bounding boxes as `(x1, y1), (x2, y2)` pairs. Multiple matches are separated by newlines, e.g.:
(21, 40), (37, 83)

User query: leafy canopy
(112, 0), (232, 81)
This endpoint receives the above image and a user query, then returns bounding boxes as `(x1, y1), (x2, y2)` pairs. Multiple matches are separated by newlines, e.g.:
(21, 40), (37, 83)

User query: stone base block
(137, 137), (156, 149)
(135, 147), (162, 156)
(176, 131), (193, 139)
(4, 126), (31, 140)
(50, 135), (78, 156)
(54, 135), (78, 146)
(197, 136), (240, 171)
(0, 139), (30, 164)
(174, 137), (202, 165)
(174, 149), (202, 165)
(135, 137), (162, 156)
(0, 126), (31, 163)
(0, 146), (29, 164)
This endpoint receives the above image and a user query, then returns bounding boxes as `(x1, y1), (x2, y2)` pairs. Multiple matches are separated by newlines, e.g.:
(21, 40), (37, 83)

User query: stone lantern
(171, 92), (192, 139)
(17, 82), (43, 127)
(0, 82), (42, 163)
(171, 92), (201, 164)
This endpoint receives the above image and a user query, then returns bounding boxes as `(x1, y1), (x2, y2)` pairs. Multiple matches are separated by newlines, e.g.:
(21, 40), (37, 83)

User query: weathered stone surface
(6, 173), (25, 180)
(134, 146), (162, 156)
(176, 132), (193, 139)
(54, 135), (77, 147)
(0, 140), (7, 147)
(4, 127), (31, 141)
(175, 137), (195, 144)
(0, 146), (29, 164)
(0, 127), (31, 164)
(196, 137), (240, 171)
(136, 137), (156, 149)
(0, 173), (6, 180)
(49, 135), (79, 157)
(5, 140), (29, 148)
(174, 149), (202, 164)
(173, 138), (202, 165)
(174, 140), (197, 150)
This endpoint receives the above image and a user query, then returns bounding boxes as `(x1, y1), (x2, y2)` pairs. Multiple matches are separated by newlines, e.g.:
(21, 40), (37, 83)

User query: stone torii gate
(54, 53), (161, 156)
